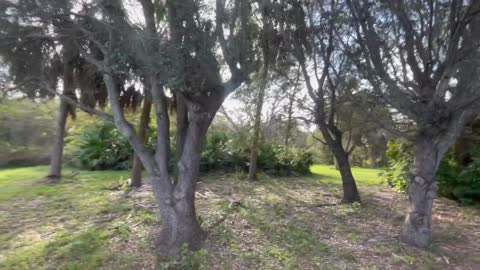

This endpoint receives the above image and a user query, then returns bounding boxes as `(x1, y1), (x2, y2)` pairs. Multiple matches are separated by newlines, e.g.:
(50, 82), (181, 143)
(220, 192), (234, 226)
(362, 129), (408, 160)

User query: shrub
(200, 131), (230, 171)
(382, 140), (413, 192)
(72, 126), (313, 176)
(0, 100), (57, 167)
(451, 163), (480, 205)
(437, 157), (480, 205)
(199, 131), (314, 176)
(383, 140), (480, 204)
(77, 122), (133, 170)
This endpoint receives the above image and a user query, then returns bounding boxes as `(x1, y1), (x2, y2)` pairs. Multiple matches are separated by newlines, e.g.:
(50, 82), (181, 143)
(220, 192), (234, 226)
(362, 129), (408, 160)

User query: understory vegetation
(0, 103), (313, 176)
(383, 140), (480, 205)
(75, 120), (313, 176)
(1, 165), (479, 270)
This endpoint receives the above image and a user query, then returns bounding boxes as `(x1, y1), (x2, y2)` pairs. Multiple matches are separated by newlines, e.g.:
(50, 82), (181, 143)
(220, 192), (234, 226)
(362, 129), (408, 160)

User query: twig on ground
(207, 201), (244, 231)
(295, 202), (340, 207)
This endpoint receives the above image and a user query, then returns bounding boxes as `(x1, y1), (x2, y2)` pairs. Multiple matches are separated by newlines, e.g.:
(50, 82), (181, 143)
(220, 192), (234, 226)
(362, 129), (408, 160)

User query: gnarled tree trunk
(155, 111), (211, 257)
(400, 133), (442, 248)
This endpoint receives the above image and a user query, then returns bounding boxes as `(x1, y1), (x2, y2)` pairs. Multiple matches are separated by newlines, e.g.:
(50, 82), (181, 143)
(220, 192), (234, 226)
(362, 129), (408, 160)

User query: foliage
(382, 140), (413, 192)
(437, 157), (480, 205)
(383, 140), (480, 204)
(450, 163), (480, 205)
(72, 125), (313, 176)
(0, 100), (57, 167)
(200, 131), (231, 171)
(200, 131), (313, 176)
(77, 122), (133, 170)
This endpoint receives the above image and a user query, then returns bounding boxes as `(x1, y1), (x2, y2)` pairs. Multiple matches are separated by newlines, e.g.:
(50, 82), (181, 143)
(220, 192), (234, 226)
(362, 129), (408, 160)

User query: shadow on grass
(0, 227), (113, 270)
(0, 167), (146, 269)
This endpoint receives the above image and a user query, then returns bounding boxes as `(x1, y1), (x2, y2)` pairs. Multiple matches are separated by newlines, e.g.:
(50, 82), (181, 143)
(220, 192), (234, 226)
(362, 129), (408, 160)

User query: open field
(0, 165), (479, 269)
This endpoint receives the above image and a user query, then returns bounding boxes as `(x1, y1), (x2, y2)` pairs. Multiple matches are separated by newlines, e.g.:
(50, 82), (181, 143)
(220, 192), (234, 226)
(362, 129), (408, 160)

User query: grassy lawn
(0, 165), (478, 269)
(310, 165), (383, 186)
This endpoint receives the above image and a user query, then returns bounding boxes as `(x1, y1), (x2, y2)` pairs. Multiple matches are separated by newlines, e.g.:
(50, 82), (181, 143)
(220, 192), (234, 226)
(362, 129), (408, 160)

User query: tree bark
(48, 100), (69, 178)
(130, 92), (152, 188)
(175, 93), (189, 162)
(331, 144), (360, 203)
(400, 134), (441, 248)
(48, 47), (75, 179)
(156, 187), (204, 258)
(248, 80), (266, 181)
(284, 91), (295, 149)
(156, 112), (210, 257)
(316, 121), (361, 203)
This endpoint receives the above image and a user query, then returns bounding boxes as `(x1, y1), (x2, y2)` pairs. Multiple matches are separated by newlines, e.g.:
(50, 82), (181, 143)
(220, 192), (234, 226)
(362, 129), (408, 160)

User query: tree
(0, 0), (115, 179)
(284, 0), (362, 202)
(48, 38), (77, 179)
(346, 0), (480, 247)
(247, 0), (275, 181)
(1, 0), (251, 257)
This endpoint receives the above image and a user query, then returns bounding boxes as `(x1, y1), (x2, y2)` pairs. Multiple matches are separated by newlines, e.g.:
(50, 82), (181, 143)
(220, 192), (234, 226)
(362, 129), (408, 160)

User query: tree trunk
(248, 84), (266, 181)
(48, 100), (68, 178)
(332, 145), (360, 203)
(48, 48), (75, 179)
(284, 92), (295, 149)
(248, 70), (268, 181)
(156, 189), (204, 258)
(400, 134), (441, 248)
(175, 93), (189, 162)
(318, 123), (360, 203)
(157, 113), (209, 257)
(130, 93), (152, 188)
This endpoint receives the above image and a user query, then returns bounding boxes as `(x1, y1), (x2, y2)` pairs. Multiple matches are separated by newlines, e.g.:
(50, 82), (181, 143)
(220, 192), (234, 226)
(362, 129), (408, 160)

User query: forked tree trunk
(48, 100), (69, 178)
(400, 134), (441, 248)
(130, 94), (152, 188)
(155, 113), (209, 257)
(156, 187), (204, 257)
(332, 144), (360, 203)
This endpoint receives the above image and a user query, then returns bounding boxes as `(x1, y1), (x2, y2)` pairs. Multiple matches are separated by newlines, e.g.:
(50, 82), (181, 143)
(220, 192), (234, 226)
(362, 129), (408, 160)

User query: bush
(77, 122), (133, 170)
(0, 100), (57, 167)
(72, 124), (313, 176)
(382, 140), (413, 192)
(257, 144), (313, 176)
(437, 157), (480, 205)
(200, 131), (230, 171)
(382, 140), (480, 204)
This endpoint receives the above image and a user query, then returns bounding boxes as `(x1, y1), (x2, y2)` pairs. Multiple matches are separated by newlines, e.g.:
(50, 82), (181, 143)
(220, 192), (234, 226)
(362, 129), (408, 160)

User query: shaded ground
(0, 165), (479, 269)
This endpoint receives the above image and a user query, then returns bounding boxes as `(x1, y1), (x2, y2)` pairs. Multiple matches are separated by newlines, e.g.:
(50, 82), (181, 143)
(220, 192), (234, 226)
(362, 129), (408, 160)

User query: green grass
(0, 164), (477, 270)
(310, 164), (384, 186)
(0, 166), (149, 270)
(0, 166), (128, 201)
